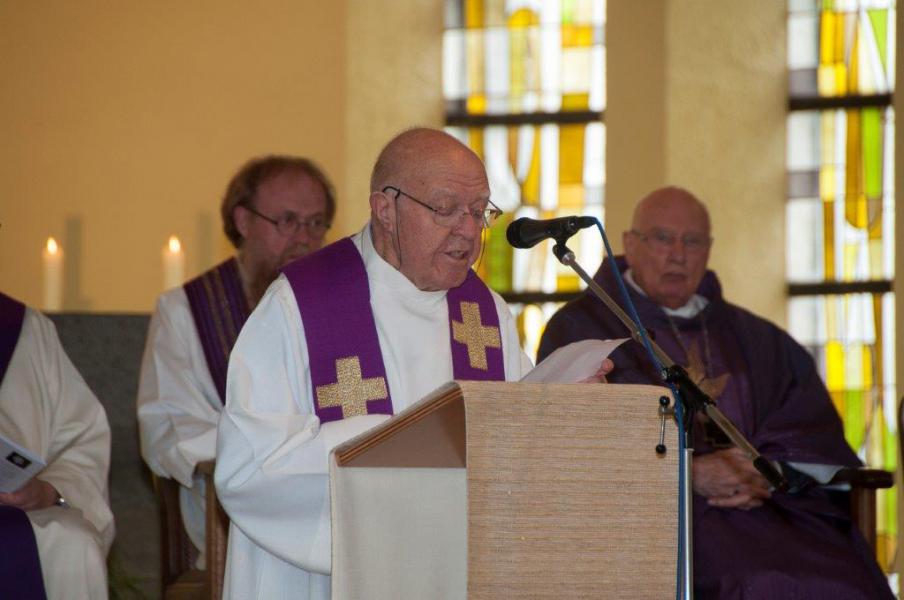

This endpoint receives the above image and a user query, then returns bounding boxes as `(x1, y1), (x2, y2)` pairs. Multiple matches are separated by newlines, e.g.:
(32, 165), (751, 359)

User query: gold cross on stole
(316, 356), (388, 418)
(451, 301), (502, 371)
(683, 340), (729, 400)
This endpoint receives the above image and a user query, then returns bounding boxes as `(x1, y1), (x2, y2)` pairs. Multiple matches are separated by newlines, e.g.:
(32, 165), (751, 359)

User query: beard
(247, 265), (280, 307)
(245, 241), (315, 307)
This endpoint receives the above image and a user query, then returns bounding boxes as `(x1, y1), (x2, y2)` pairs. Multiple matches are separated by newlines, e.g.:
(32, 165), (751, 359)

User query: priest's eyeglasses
(383, 186), (503, 229)
(242, 204), (331, 238)
(629, 228), (712, 253)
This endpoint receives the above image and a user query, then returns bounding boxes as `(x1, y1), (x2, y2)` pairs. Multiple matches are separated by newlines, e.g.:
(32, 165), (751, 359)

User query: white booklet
(521, 338), (628, 384)
(0, 433), (45, 493)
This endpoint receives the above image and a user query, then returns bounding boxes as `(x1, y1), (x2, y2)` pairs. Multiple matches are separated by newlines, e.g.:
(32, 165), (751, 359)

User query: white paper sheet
(521, 338), (628, 384)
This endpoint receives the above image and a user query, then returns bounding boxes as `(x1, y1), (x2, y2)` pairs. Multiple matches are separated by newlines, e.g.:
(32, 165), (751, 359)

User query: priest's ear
(370, 189), (399, 233)
(233, 204), (253, 241)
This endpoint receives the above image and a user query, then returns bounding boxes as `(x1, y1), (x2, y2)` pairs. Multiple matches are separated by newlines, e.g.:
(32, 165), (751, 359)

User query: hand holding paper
(521, 338), (626, 384)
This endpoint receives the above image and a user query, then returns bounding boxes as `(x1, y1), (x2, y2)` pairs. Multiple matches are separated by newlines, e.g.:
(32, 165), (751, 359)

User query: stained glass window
(786, 0), (897, 572)
(443, 0), (606, 358)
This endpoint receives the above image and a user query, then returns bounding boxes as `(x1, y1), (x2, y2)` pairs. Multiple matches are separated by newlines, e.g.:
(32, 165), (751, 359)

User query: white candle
(162, 235), (185, 290)
(42, 237), (63, 311)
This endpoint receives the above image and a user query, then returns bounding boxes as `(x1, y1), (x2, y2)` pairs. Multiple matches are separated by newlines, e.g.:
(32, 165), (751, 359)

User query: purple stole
(183, 258), (251, 403)
(0, 293), (48, 600)
(0, 293), (25, 385)
(282, 237), (505, 424)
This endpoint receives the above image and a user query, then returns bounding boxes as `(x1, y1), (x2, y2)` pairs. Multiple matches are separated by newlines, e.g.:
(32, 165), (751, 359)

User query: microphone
(506, 216), (597, 249)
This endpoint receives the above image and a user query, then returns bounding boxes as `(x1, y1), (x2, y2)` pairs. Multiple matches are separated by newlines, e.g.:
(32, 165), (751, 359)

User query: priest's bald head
(623, 186), (713, 310)
(368, 128), (501, 291)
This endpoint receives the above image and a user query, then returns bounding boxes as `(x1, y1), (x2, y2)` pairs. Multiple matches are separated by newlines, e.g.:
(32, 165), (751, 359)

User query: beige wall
(0, 2), (348, 312)
(343, 0), (445, 233)
(608, 0), (787, 325)
(0, 1), (446, 313)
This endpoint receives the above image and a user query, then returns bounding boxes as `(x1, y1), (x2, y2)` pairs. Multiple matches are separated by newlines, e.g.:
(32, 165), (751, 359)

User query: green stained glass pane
(842, 392), (866, 450)
(867, 9), (889, 73)
(862, 107), (882, 199)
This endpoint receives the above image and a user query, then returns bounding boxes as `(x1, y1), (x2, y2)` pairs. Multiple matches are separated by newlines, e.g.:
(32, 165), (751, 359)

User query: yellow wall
(0, 1), (348, 312)
(343, 0), (444, 233)
(608, 0), (787, 325)
(0, 1), (446, 312)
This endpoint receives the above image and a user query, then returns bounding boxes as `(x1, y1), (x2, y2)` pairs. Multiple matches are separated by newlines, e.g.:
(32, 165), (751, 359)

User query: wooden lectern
(330, 381), (679, 599)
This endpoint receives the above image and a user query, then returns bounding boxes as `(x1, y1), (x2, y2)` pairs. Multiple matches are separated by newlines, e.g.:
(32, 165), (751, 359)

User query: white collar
(623, 268), (709, 319)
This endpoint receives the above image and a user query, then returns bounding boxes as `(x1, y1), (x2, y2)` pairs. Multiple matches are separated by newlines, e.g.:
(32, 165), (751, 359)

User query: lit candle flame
(168, 235), (182, 253)
(46, 237), (59, 254)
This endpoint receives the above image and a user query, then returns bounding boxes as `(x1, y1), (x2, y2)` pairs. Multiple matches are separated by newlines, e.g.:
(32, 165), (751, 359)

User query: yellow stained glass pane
(556, 273), (581, 292)
(467, 95), (487, 114)
(833, 64), (848, 95)
(559, 183), (584, 209)
(819, 11), (836, 64)
(561, 24), (593, 47)
(861, 344), (873, 388)
(818, 65), (836, 96)
(822, 201), (835, 280)
(844, 110), (865, 228)
(825, 340), (845, 391)
(562, 93), (590, 111)
(559, 125), (584, 184)
(522, 128), (541, 206)
(468, 127), (485, 160)
(818, 166), (835, 200)
(465, 0), (483, 28)
(848, 15), (860, 94)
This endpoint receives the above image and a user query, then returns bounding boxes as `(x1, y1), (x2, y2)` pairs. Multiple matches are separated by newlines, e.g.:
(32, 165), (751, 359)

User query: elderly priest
(538, 186), (893, 599)
(0, 293), (114, 599)
(214, 128), (613, 599)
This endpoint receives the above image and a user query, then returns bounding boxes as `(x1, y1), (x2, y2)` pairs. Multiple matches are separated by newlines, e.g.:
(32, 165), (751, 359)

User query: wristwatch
(54, 492), (70, 509)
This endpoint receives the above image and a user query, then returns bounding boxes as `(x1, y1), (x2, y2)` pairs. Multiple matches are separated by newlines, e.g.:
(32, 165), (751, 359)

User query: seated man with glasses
(137, 155), (336, 567)
(538, 186), (892, 599)
(213, 128), (612, 599)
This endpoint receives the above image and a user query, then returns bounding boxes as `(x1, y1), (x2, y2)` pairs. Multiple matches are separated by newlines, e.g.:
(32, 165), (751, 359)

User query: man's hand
(693, 447), (771, 510)
(580, 358), (615, 383)
(0, 478), (58, 511)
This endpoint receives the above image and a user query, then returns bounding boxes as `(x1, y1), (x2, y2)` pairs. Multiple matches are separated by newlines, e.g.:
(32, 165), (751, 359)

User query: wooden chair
(156, 460), (229, 600)
(830, 466), (894, 551)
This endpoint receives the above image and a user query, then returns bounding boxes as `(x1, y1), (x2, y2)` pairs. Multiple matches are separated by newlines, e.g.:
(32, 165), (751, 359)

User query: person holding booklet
(0, 292), (114, 599)
(214, 128), (614, 599)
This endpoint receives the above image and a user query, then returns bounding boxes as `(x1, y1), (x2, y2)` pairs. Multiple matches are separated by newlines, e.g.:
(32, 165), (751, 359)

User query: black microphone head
(506, 217), (535, 249)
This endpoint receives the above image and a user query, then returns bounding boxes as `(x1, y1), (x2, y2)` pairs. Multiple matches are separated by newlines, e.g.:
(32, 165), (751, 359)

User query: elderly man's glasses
(629, 228), (711, 253)
(242, 204), (331, 238)
(383, 186), (502, 229)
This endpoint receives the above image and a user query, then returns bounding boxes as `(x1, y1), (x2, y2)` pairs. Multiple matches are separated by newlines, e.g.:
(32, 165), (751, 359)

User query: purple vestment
(537, 257), (893, 599)
(282, 237), (505, 424)
(183, 258), (251, 403)
(0, 293), (48, 600)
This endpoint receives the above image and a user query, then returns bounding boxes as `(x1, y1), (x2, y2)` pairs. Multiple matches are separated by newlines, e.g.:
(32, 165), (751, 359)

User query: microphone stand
(551, 241), (787, 600)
